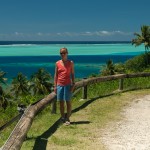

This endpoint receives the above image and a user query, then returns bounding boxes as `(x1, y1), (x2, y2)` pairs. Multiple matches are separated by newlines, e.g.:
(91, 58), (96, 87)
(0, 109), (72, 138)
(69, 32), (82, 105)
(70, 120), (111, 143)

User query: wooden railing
(75, 72), (150, 99)
(2, 72), (150, 150)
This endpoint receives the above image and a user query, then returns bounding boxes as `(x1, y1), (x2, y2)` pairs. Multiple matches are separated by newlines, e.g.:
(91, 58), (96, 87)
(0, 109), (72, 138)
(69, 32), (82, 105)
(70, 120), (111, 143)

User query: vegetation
(101, 52), (150, 76)
(11, 72), (29, 98)
(30, 68), (52, 95)
(132, 25), (150, 65)
(1, 79), (150, 149)
(100, 25), (150, 76)
(132, 25), (150, 52)
(0, 70), (9, 110)
(0, 68), (53, 124)
(101, 59), (115, 76)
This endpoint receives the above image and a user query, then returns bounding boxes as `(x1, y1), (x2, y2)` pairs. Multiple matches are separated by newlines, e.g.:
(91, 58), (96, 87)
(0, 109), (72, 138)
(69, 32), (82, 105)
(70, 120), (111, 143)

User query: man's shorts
(57, 84), (72, 101)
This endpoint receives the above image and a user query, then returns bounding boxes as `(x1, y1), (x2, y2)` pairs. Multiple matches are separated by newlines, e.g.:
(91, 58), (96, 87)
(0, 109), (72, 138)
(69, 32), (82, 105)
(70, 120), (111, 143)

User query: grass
(20, 88), (150, 150)
(1, 76), (150, 149)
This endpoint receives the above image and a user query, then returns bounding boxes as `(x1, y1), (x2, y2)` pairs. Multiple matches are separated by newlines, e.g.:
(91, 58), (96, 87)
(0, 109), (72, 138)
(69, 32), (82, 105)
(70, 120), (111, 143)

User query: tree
(132, 25), (150, 52)
(132, 25), (150, 65)
(11, 73), (29, 98)
(29, 68), (52, 95)
(0, 70), (12, 110)
(101, 59), (115, 76)
(0, 70), (7, 93)
(0, 90), (12, 110)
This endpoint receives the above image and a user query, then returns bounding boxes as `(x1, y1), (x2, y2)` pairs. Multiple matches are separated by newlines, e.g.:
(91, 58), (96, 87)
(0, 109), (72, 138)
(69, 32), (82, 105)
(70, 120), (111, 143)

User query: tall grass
(87, 76), (150, 99)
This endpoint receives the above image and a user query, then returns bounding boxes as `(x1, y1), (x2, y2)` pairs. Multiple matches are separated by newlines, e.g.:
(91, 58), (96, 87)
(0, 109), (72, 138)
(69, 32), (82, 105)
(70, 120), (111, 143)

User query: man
(54, 48), (75, 125)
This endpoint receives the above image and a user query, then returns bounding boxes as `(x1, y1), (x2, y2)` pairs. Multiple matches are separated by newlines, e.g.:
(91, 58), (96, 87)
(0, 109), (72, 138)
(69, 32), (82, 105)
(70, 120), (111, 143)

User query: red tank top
(56, 60), (72, 86)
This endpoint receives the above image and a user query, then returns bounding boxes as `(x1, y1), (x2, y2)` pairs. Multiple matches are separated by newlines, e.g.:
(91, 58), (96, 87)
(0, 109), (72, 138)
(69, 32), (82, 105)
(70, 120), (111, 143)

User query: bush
(125, 53), (150, 72)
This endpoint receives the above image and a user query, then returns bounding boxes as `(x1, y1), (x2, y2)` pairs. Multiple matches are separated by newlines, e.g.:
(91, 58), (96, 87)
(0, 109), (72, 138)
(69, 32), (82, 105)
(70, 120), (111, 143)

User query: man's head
(60, 48), (68, 56)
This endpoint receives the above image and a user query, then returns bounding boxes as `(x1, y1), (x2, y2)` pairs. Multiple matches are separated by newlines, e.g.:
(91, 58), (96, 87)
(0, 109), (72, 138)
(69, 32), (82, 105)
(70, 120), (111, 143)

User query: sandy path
(101, 95), (150, 150)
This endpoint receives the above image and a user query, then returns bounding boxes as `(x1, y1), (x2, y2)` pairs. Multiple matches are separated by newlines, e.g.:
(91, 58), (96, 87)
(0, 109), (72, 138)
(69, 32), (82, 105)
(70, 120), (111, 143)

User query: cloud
(15, 32), (24, 36)
(37, 32), (43, 36)
(1, 30), (132, 37)
(93, 30), (132, 36)
(0, 30), (133, 40)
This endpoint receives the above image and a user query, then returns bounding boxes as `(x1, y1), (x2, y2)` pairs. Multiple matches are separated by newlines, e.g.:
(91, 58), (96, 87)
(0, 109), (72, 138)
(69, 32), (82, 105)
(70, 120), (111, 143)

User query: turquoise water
(0, 42), (145, 82)
(0, 43), (145, 56)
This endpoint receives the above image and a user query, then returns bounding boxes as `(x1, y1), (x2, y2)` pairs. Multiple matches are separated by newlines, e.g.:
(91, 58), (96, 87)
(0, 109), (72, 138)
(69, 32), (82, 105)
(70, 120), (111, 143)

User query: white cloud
(15, 32), (23, 36)
(37, 32), (43, 36)
(2, 30), (133, 37)
(0, 30), (133, 40)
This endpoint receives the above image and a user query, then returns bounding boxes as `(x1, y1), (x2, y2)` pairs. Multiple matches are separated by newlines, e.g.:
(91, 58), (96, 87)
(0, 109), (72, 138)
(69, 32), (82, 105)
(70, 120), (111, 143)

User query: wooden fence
(2, 72), (150, 150)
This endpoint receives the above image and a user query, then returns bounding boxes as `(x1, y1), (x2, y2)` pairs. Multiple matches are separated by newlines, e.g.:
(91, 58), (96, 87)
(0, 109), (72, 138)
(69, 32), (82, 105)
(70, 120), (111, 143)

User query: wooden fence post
(119, 79), (124, 90)
(82, 78), (87, 99)
(51, 99), (57, 114)
(51, 86), (57, 114)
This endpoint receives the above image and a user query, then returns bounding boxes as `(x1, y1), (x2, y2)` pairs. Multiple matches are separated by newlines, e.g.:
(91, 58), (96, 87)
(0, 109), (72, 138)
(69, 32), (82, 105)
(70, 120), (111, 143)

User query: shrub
(125, 53), (150, 72)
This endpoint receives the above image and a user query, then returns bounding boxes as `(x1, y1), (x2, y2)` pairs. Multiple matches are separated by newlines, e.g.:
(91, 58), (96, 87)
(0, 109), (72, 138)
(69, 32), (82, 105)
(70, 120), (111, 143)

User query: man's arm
(54, 62), (58, 93)
(71, 61), (75, 85)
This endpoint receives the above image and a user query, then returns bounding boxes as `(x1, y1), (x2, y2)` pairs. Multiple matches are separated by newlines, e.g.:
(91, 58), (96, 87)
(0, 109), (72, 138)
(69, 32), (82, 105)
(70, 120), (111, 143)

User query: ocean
(0, 41), (145, 83)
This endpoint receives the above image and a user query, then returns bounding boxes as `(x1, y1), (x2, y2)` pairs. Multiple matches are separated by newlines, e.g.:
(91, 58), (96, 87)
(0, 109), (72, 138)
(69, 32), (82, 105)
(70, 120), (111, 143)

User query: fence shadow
(32, 118), (61, 150)
(32, 93), (114, 150)
(72, 93), (114, 114)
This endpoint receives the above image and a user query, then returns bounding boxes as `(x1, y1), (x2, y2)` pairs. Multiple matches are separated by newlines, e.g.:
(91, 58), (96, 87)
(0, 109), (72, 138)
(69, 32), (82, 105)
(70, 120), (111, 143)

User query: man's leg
(60, 101), (65, 119)
(66, 101), (72, 121)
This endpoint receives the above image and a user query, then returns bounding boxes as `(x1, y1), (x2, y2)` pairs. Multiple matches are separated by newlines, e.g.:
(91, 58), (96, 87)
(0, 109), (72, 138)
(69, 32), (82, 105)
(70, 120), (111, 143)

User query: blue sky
(0, 0), (149, 41)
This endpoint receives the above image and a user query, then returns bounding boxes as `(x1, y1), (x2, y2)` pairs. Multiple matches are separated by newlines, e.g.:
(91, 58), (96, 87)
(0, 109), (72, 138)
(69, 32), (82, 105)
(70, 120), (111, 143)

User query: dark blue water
(0, 55), (134, 83)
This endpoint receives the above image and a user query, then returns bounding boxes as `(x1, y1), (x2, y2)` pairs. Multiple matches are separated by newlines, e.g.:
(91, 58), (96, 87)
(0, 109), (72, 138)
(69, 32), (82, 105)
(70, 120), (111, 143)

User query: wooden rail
(2, 92), (56, 150)
(2, 72), (150, 150)
(74, 72), (150, 99)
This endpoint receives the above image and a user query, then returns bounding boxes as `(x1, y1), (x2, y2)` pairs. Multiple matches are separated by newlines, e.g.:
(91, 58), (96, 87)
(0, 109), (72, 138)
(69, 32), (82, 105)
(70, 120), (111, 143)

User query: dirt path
(101, 95), (150, 150)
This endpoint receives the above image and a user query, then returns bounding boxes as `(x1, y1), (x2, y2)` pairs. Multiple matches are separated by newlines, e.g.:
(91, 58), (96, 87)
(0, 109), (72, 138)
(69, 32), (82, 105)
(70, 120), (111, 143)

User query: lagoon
(0, 41), (145, 83)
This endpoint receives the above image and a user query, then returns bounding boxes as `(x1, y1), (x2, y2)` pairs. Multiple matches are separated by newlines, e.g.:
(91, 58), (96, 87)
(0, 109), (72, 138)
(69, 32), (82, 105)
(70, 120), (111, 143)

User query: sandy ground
(101, 95), (150, 150)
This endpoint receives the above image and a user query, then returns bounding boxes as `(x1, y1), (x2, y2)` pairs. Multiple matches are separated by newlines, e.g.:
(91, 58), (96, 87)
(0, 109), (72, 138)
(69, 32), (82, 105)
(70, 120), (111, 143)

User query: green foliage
(30, 68), (52, 95)
(101, 60), (126, 76)
(10, 72), (29, 98)
(88, 81), (118, 98)
(0, 70), (11, 110)
(114, 63), (126, 74)
(101, 59), (115, 76)
(132, 25), (150, 65)
(19, 95), (42, 106)
(0, 90), (12, 110)
(132, 25), (150, 51)
(0, 104), (18, 126)
(123, 77), (150, 90)
(125, 53), (150, 72)
(0, 70), (7, 85)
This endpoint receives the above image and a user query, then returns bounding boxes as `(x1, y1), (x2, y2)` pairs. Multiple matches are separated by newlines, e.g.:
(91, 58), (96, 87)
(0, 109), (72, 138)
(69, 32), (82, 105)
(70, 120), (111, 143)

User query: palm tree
(101, 59), (115, 76)
(0, 70), (7, 85)
(132, 25), (150, 52)
(0, 70), (12, 110)
(30, 68), (52, 95)
(11, 72), (29, 98)
(132, 25), (150, 65)
(0, 90), (12, 110)
(0, 70), (7, 92)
